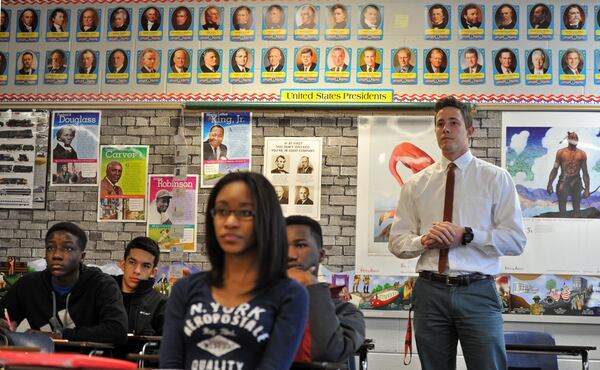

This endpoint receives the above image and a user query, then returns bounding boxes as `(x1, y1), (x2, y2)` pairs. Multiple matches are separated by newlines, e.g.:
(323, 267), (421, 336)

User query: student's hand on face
(287, 267), (318, 287)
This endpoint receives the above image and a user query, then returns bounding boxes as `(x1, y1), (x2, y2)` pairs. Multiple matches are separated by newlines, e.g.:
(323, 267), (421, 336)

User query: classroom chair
(0, 329), (55, 353)
(505, 331), (559, 370)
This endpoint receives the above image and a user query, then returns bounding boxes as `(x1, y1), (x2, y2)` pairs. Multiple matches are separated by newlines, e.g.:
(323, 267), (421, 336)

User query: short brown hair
(434, 96), (473, 128)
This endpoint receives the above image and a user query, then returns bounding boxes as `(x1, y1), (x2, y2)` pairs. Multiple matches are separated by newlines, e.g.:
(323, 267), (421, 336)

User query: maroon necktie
(438, 163), (455, 273)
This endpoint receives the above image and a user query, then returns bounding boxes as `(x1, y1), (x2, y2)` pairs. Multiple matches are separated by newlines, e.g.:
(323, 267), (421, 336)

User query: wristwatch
(462, 227), (474, 245)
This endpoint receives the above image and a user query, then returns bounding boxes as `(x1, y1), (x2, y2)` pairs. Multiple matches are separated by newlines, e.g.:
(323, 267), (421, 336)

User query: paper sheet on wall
(263, 137), (322, 221)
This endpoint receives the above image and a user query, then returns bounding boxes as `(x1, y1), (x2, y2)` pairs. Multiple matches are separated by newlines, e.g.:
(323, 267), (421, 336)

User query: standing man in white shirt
(388, 96), (526, 370)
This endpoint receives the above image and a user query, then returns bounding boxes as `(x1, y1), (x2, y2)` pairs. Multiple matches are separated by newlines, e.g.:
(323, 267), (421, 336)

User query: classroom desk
(506, 343), (597, 370)
(0, 350), (136, 369)
(0, 345), (40, 352)
(291, 362), (347, 370)
(52, 339), (115, 356)
(126, 335), (161, 343)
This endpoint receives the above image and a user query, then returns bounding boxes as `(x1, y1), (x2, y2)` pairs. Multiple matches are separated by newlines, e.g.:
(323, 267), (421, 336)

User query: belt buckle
(445, 275), (458, 286)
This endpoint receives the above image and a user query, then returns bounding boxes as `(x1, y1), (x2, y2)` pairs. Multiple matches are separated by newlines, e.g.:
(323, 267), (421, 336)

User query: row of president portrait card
(2, 46), (600, 87)
(4, 4), (600, 43)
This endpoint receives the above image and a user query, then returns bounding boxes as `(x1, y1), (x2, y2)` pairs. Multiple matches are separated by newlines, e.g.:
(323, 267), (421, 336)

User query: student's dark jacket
(113, 275), (167, 335)
(0, 264), (128, 344)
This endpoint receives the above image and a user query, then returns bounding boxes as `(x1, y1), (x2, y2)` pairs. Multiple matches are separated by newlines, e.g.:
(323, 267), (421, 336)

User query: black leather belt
(419, 271), (494, 286)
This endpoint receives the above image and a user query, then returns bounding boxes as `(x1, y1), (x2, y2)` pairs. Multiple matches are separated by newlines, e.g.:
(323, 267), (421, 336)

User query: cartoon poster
(500, 274), (599, 316)
(147, 175), (198, 252)
(355, 115), (439, 275)
(323, 267), (415, 312)
(201, 112), (252, 188)
(0, 110), (49, 209)
(263, 137), (322, 221)
(50, 111), (100, 186)
(502, 112), (600, 275)
(98, 145), (148, 222)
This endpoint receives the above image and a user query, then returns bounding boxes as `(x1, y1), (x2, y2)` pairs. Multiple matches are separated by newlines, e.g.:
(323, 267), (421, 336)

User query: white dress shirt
(388, 150), (526, 275)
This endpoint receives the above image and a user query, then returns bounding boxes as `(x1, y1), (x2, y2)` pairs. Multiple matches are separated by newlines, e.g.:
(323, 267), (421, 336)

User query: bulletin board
(2, 0), (600, 106)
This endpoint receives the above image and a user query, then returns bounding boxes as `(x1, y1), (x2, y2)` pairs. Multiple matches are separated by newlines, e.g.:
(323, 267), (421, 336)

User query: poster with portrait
(107, 7), (132, 41)
(0, 110), (49, 210)
(391, 47), (417, 85)
(358, 4), (383, 40)
(147, 175), (198, 252)
(527, 3), (553, 40)
(425, 4), (451, 40)
(51, 111), (101, 187)
(262, 4), (287, 41)
(105, 49), (130, 85)
(0, 52), (8, 86)
(74, 49), (99, 85)
(325, 4), (350, 41)
(137, 48), (161, 85)
(423, 47), (449, 85)
(525, 48), (552, 86)
(595, 50), (600, 85)
(493, 48), (520, 86)
(458, 3), (484, 40)
(559, 49), (585, 87)
(197, 48), (222, 84)
(458, 47), (485, 85)
(293, 46), (319, 83)
(76, 7), (101, 42)
(169, 6), (193, 41)
(15, 50), (39, 86)
(230, 6), (255, 41)
(560, 4), (587, 41)
(0, 8), (11, 42)
(201, 112), (252, 188)
(199, 6), (223, 41)
(98, 145), (148, 222)
(356, 47), (383, 84)
(228, 47), (254, 84)
(294, 4), (319, 41)
(261, 47), (287, 84)
(355, 116), (439, 275)
(167, 48), (192, 84)
(46, 8), (70, 42)
(44, 49), (69, 85)
(502, 112), (600, 275)
(325, 46), (351, 83)
(138, 6), (163, 41)
(263, 136), (322, 221)
(492, 4), (519, 40)
(595, 5), (600, 41)
(16, 8), (40, 42)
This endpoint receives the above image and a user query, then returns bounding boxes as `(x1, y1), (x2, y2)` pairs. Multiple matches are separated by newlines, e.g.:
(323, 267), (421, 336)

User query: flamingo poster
(355, 115), (439, 275)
